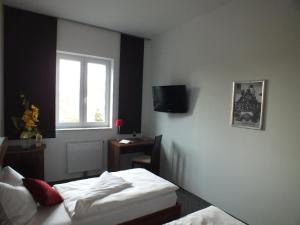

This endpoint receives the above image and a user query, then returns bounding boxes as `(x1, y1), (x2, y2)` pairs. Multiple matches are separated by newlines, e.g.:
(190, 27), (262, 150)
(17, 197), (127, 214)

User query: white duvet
(69, 171), (132, 218)
(164, 206), (246, 225)
(54, 168), (178, 219)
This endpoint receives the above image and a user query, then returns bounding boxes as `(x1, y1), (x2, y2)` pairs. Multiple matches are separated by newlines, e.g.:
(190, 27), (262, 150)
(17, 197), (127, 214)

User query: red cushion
(23, 178), (63, 206)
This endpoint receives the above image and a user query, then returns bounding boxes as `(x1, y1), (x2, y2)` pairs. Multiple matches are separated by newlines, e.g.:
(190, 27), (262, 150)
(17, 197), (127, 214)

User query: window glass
(56, 52), (112, 129)
(58, 59), (81, 123)
(86, 62), (107, 123)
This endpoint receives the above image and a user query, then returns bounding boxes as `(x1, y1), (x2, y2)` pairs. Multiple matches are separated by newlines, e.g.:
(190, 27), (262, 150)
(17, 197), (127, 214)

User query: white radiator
(67, 140), (104, 173)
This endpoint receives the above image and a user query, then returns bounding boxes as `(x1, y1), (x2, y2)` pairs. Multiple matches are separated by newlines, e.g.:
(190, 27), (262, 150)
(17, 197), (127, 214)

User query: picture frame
(230, 80), (266, 130)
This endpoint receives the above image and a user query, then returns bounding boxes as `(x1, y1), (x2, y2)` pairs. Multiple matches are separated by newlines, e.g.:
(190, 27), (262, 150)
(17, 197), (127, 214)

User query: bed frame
(0, 137), (181, 224)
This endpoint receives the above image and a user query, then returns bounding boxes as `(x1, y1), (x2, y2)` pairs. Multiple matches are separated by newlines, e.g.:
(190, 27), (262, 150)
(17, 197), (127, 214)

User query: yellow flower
(32, 112), (39, 122)
(22, 107), (38, 130)
(25, 119), (35, 130)
(22, 114), (31, 123)
(31, 105), (39, 112)
(24, 109), (32, 116)
(13, 95), (41, 134)
(30, 105), (39, 122)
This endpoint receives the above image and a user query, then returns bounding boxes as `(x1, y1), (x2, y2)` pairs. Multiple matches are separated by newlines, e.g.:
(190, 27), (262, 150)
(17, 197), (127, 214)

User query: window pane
(86, 62), (107, 123)
(58, 59), (81, 123)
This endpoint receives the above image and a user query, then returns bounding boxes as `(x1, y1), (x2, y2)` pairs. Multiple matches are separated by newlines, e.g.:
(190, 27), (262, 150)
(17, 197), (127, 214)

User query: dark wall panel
(118, 34), (144, 134)
(4, 6), (57, 138)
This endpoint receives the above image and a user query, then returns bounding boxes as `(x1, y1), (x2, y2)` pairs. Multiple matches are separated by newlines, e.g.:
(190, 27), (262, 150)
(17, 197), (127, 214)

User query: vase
(20, 138), (32, 149)
(35, 133), (43, 147)
(20, 131), (32, 149)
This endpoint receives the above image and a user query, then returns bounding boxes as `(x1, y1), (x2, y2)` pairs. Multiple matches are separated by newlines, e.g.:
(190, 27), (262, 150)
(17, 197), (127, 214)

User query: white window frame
(56, 51), (113, 129)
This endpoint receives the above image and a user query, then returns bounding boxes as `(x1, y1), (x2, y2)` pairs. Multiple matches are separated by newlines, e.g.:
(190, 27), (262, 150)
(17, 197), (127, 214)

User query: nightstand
(3, 144), (45, 179)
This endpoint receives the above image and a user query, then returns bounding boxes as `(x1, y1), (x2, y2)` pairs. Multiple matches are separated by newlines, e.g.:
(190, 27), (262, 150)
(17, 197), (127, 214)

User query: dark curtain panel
(4, 6), (57, 138)
(118, 34), (144, 134)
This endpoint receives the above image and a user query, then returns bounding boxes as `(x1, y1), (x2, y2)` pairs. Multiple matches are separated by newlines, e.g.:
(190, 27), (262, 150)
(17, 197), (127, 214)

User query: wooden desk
(4, 144), (45, 179)
(108, 138), (154, 172)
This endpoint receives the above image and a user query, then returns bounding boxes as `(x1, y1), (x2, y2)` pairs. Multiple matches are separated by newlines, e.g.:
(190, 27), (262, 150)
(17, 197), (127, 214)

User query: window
(56, 52), (113, 129)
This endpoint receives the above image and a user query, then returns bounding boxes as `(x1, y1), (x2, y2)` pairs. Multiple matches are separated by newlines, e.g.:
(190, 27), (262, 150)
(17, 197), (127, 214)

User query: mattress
(54, 168), (178, 219)
(28, 191), (177, 225)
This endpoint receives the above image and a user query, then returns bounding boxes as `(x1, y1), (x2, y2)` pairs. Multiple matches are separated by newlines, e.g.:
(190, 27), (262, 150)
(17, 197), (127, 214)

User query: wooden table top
(110, 137), (154, 147)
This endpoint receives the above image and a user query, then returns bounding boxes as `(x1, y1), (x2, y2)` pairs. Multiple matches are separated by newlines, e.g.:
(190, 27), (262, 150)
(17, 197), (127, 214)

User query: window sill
(56, 127), (112, 132)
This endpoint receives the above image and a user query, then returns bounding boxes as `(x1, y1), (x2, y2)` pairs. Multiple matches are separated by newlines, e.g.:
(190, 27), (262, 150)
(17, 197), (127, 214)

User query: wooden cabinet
(3, 144), (45, 179)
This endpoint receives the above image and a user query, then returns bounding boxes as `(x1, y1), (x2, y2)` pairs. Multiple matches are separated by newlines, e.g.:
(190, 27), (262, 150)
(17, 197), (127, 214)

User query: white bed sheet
(54, 168), (178, 219)
(27, 191), (177, 225)
(164, 206), (246, 225)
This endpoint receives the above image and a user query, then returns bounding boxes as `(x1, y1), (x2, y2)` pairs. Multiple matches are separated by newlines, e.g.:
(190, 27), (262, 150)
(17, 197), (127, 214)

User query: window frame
(56, 51), (113, 129)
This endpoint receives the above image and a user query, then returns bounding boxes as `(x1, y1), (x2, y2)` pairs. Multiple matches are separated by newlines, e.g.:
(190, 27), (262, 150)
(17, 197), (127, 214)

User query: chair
(131, 135), (162, 175)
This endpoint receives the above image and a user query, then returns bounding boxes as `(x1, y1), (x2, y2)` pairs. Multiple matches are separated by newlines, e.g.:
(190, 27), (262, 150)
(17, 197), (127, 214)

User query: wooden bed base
(120, 202), (181, 225)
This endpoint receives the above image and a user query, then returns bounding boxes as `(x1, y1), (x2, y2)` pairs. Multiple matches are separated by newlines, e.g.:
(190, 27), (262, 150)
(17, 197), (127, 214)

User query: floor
(176, 189), (249, 224)
(176, 188), (211, 216)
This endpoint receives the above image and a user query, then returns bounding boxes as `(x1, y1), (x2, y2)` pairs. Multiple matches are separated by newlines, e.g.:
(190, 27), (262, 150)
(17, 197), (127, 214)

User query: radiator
(67, 140), (104, 173)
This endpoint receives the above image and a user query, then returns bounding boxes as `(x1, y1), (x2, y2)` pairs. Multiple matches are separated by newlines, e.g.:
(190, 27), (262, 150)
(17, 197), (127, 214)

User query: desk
(108, 138), (154, 172)
(4, 144), (45, 179)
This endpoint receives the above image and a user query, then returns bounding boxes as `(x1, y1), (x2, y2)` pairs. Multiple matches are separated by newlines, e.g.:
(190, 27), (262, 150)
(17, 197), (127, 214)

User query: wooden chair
(131, 135), (162, 175)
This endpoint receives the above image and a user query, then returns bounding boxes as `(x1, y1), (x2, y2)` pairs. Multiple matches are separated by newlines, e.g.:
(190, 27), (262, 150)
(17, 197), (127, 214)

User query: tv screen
(152, 85), (188, 113)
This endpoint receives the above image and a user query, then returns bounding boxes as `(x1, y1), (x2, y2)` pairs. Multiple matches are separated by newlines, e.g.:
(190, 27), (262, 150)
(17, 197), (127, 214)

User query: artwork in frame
(230, 80), (266, 130)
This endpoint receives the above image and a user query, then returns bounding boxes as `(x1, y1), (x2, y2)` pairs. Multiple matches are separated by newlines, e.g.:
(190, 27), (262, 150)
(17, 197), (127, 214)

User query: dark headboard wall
(118, 34), (144, 134)
(4, 6), (57, 138)
(3, 6), (144, 137)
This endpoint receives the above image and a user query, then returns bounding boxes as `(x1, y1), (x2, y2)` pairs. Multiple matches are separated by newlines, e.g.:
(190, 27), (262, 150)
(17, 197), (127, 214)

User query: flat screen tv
(152, 85), (188, 113)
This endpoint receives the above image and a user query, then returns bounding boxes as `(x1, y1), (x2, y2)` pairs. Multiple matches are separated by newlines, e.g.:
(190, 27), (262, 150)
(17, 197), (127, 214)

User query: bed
(164, 206), (247, 225)
(0, 138), (181, 225)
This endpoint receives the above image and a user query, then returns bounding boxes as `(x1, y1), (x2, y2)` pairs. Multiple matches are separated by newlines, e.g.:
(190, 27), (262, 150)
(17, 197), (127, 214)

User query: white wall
(0, 1), (3, 136)
(44, 20), (121, 182)
(142, 1), (300, 225)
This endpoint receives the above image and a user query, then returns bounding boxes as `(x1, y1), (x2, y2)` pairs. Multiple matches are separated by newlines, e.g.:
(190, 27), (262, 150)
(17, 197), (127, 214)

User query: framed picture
(230, 80), (266, 130)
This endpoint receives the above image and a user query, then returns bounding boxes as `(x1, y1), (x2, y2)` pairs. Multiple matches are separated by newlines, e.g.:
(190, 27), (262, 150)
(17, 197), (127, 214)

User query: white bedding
(164, 206), (246, 225)
(28, 190), (177, 225)
(56, 171), (132, 218)
(54, 168), (178, 219)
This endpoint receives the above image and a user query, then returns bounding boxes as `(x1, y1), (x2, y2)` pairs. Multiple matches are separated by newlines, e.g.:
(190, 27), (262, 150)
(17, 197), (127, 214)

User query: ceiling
(3, 0), (231, 38)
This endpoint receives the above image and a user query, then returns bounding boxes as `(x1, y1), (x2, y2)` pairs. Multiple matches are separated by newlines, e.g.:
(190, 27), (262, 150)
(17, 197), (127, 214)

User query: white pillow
(0, 166), (24, 186)
(0, 182), (37, 225)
